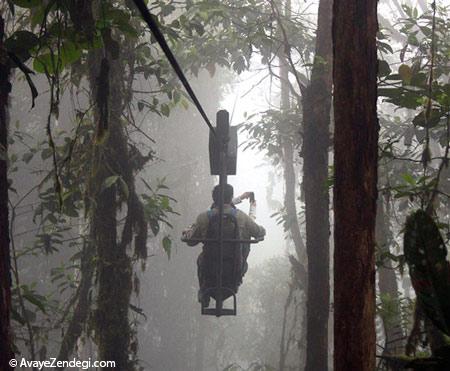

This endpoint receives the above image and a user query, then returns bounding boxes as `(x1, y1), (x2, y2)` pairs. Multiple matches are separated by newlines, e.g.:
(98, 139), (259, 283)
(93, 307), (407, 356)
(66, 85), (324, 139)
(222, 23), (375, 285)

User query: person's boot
(197, 289), (210, 307)
(203, 294), (210, 307)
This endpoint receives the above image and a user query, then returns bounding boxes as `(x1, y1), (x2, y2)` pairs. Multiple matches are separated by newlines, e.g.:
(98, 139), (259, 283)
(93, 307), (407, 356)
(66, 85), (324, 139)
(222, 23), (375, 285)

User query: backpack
(200, 208), (243, 300)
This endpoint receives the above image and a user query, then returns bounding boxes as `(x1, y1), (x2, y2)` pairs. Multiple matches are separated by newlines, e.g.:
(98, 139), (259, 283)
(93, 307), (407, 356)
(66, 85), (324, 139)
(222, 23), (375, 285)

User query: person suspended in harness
(182, 184), (265, 305)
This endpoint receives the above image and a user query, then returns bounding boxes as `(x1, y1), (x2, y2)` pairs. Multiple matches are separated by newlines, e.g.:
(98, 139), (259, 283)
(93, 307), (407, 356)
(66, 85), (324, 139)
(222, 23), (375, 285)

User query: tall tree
(275, 2), (307, 367)
(376, 198), (404, 355)
(88, 45), (136, 370)
(333, 0), (379, 370)
(278, 30), (304, 371)
(0, 15), (14, 371)
(277, 1), (305, 271)
(302, 0), (333, 369)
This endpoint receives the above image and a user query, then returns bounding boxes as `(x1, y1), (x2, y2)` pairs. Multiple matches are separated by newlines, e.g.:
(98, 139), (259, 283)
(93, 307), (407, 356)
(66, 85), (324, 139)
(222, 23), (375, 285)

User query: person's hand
(240, 192), (252, 199)
(182, 227), (193, 240)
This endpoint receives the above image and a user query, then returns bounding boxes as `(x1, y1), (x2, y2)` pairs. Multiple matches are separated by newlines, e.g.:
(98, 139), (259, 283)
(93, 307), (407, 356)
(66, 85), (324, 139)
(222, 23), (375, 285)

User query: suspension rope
(132, 0), (216, 136)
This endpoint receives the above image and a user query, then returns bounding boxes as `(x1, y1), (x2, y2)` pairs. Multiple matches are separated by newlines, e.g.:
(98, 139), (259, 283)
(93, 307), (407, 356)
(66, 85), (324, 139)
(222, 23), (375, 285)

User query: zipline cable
(131, 0), (216, 136)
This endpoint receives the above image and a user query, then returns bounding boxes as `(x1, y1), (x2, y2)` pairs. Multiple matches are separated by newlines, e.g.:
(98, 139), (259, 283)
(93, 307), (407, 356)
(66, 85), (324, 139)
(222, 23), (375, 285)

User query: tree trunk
(302, 0), (333, 369)
(93, 153), (132, 370)
(376, 199), (404, 355)
(283, 138), (305, 258)
(0, 15), (14, 371)
(88, 48), (133, 370)
(56, 237), (95, 364)
(278, 283), (294, 371)
(279, 50), (305, 259)
(333, 0), (379, 370)
(278, 10), (306, 367)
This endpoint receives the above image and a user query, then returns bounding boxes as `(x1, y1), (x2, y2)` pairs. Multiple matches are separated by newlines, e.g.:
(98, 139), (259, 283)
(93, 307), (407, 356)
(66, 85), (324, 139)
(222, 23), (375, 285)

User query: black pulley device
(209, 110), (237, 176)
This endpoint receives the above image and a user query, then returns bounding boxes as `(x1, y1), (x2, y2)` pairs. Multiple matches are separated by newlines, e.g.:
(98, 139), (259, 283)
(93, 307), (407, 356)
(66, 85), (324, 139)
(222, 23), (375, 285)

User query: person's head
(212, 184), (234, 205)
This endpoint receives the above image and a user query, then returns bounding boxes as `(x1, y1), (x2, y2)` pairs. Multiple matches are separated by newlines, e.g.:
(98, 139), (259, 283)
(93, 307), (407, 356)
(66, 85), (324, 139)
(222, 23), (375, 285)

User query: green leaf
(233, 55), (246, 74)
(11, 308), (26, 325)
(11, 55), (38, 108)
(410, 73), (427, 88)
(23, 308), (37, 322)
(399, 64), (413, 84)
(22, 152), (34, 164)
(378, 60), (391, 77)
(63, 205), (79, 218)
(101, 175), (119, 191)
(33, 53), (58, 74)
(412, 109), (442, 128)
(407, 33), (419, 47)
(30, 5), (46, 27)
(149, 219), (160, 236)
(33, 42), (81, 74)
(192, 22), (205, 36)
(378, 41), (394, 54)
(161, 3), (176, 16)
(160, 103), (170, 117)
(5, 30), (39, 63)
(173, 90), (181, 104)
(401, 173), (416, 185)
(41, 147), (52, 160)
(378, 88), (400, 99)
(378, 88), (422, 110)
(23, 292), (47, 313)
(115, 21), (139, 38)
(60, 42), (82, 65)
(162, 236), (171, 260)
(161, 196), (169, 209)
(46, 213), (58, 224)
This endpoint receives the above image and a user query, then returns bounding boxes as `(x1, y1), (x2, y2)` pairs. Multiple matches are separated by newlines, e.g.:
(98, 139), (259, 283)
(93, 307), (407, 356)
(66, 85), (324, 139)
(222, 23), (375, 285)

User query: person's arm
(232, 196), (243, 205)
(244, 213), (266, 239)
(182, 213), (208, 246)
(233, 192), (253, 205)
(248, 201), (256, 220)
(233, 192), (258, 220)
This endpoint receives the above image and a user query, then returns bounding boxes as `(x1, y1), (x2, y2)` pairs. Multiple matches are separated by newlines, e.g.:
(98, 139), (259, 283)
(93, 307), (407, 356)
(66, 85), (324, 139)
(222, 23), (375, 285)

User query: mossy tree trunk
(88, 45), (134, 370)
(57, 237), (95, 364)
(0, 15), (14, 371)
(302, 0), (333, 369)
(333, 0), (379, 370)
(54, 2), (149, 366)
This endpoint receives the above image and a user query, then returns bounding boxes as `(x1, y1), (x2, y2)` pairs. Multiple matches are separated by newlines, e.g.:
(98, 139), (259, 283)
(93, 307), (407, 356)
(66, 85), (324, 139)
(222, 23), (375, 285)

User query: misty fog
(2, 0), (450, 370)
